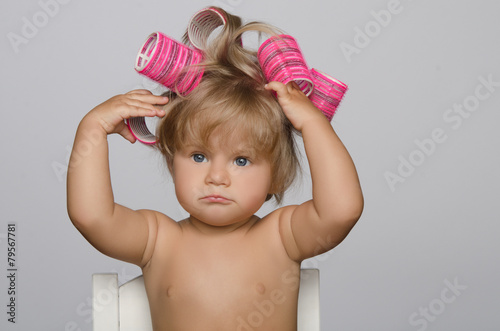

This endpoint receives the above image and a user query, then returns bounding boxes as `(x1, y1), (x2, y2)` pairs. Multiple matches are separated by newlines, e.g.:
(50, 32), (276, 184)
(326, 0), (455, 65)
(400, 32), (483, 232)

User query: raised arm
(67, 90), (168, 267)
(265, 82), (364, 262)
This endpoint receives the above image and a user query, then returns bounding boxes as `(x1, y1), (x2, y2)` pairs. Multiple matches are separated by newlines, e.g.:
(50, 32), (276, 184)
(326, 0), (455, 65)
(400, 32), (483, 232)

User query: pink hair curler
(135, 32), (204, 95)
(258, 35), (314, 96)
(131, 32), (205, 144)
(125, 116), (159, 145)
(187, 7), (227, 50)
(309, 69), (348, 121)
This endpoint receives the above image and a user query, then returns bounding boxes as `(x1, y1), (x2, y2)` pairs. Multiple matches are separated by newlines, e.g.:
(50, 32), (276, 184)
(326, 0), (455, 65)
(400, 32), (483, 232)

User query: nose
(205, 160), (230, 186)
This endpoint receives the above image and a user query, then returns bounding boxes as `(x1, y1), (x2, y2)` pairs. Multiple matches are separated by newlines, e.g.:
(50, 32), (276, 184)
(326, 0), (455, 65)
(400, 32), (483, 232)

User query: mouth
(201, 195), (232, 204)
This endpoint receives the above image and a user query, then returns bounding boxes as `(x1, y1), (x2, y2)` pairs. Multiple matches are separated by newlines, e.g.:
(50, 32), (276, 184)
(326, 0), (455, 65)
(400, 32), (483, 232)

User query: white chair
(93, 269), (320, 331)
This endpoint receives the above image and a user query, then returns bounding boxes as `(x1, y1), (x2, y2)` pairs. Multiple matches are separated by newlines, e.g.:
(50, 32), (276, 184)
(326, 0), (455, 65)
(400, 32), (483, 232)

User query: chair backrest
(93, 269), (319, 331)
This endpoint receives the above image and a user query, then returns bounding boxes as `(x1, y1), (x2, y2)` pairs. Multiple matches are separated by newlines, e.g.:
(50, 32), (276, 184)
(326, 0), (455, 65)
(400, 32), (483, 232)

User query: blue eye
(234, 157), (250, 167)
(192, 154), (207, 163)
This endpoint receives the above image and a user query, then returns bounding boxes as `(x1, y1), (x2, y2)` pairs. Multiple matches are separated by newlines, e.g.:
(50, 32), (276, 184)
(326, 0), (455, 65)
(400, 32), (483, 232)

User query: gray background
(1, 0), (499, 330)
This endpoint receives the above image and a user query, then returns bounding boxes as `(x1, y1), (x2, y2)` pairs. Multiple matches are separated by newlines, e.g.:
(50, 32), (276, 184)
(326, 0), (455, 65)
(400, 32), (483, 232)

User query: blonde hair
(155, 7), (299, 204)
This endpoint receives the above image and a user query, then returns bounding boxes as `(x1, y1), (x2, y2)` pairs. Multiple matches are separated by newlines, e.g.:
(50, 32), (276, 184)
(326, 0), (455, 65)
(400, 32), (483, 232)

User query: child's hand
(83, 89), (168, 143)
(265, 81), (326, 132)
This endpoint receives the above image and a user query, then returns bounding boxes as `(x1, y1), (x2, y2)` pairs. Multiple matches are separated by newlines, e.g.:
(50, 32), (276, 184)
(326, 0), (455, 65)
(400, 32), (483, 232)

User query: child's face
(171, 131), (273, 227)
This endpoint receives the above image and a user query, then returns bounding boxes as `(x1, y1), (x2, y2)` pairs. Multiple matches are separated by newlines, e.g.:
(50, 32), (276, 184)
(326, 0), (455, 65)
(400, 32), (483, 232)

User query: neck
(185, 215), (259, 236)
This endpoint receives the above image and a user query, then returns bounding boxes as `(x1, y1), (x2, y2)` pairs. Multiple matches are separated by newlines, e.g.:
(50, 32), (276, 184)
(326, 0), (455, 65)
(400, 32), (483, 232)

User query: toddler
(67, 7), (363, 331)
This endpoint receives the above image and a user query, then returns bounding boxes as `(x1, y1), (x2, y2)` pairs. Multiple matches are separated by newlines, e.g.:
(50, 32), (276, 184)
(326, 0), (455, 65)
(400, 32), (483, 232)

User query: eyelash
(190, 154), (251, 166)
(191, 153), (207, 163)
(234, 157), (250, 167)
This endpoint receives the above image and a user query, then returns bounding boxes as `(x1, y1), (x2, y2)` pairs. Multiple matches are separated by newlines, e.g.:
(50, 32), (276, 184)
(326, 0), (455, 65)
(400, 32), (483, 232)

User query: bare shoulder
(138, 209), (182, 268)
(261, 205), (298, 224)
(259, 205), (302, 262)
(134, 209), (181, 231)
(251, 205), (293, 231)
(263, 199), (359, 263)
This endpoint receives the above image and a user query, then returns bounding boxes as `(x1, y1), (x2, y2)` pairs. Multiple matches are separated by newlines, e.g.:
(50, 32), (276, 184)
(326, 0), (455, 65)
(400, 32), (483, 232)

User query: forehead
(173, 98), (279, 158)
(186, 126), (259, 154)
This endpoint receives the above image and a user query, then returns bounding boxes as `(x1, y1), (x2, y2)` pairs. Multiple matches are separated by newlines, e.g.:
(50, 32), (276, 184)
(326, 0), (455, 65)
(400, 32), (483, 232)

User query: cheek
(260, 166), (273, 192)
(242, 168), (272, 198)
(174, 175), (200, 214)
(244, 180), (272, 212)
(173, 165), (197, 200)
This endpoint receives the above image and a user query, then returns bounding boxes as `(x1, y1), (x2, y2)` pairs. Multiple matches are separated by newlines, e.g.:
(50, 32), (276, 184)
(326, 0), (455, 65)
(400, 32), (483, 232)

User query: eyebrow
(228, 144), (261, 159)
(180, 143), (210, 153)
(181, 133), (264, 158)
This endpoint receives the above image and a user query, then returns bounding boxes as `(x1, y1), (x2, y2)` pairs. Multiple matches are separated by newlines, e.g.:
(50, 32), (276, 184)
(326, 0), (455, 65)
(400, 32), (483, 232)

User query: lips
(201, 195), (232, 204)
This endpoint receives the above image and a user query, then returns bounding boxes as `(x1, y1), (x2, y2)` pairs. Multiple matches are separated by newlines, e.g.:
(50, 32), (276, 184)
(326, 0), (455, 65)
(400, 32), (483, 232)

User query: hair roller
(187, 7), (227, 50)
(130, 9), (350, 144)
(125, 117), (158, 145)
(309, 69), (348, 121)
(135, 32), (204, 95)
(257, 35), (314, 96)
(131, 32), (204, 144)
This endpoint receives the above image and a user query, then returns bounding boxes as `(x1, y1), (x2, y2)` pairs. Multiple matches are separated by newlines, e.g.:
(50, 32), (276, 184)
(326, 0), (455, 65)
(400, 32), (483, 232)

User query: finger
(120, 97), (167, 117)
(265, 81), (289, 98)
(126, 89), (152, 95)
(121, 127), (138, 143)
(287, 81), (301, 91)
(124, 89), (169, 105)
(126, 92), (170, 106)
(108, 102), (161, 124)
(109, 119), (136, 143)
(125, 104), (165, 120)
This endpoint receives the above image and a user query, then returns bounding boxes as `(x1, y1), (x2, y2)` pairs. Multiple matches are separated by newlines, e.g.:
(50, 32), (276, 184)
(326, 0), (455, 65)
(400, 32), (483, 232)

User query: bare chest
(143, 231), (300, 330)
(152, 236), (293, 302)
